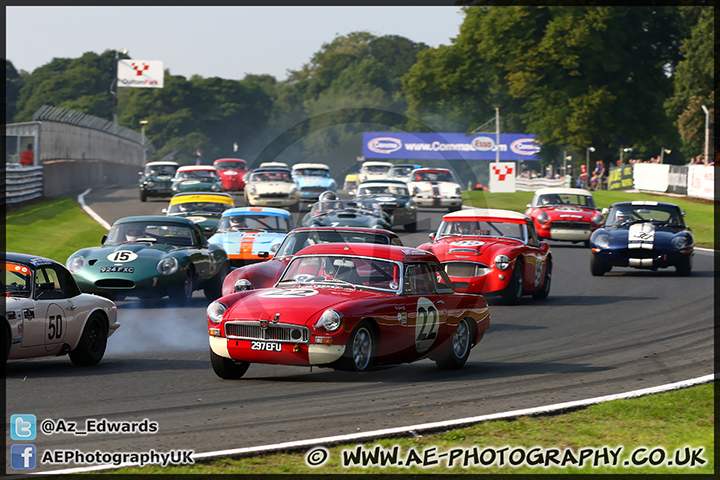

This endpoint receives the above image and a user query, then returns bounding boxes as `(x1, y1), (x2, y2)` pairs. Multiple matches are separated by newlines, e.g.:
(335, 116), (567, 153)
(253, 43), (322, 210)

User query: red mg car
(213, 158), (248, 191)
(221, 226), (402, 295)
(207, 244), (490, 378)
(417, 208), (552, 304)
(524, 187), (603, 246)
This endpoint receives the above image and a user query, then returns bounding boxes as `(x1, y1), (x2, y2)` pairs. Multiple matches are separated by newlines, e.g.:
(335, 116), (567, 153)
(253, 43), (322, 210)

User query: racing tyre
(532, 262), (552, 300)
(205, 262), (230, 301)
(210, 349), (250, 379)
(500, 260), (523, 305)
(336, 322), (375, 372)
(675, 255), (692, 276)
(590, 255), (610, 276)
(139, 190), (147, 202)
(435, 318), (472, 370)
(170, 268), (194, 304)
(69, 313), (108, 366)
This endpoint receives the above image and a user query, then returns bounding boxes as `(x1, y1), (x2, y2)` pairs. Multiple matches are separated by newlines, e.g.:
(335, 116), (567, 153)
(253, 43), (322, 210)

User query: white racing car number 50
(415, 297), (440, 353)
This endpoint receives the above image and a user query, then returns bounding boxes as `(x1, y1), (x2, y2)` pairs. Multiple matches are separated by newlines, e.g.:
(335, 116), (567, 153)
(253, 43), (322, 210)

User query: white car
(387, 163), (422, 184)
(3, 253), (120, 365)
(357, 161), (393, 184)
(244, 167), (300, 210)
(407, 167), (464, 212)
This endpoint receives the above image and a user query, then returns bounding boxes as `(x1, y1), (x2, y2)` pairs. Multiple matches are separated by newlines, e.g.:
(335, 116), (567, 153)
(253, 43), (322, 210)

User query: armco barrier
(4, 164), (44, 204)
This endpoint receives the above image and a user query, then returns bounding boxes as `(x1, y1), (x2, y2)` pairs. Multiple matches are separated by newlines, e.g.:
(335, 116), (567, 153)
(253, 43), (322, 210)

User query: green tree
(665, 6), (714, 159)
(5, 60), (24, 123)
(403, 6), (685, 165)
(14, 50), (121, 122)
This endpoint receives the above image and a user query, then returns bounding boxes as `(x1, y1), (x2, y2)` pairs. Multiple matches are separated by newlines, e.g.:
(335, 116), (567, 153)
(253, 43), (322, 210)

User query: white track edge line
(77, 188), (112, 231)
(39, 373), (715, 475)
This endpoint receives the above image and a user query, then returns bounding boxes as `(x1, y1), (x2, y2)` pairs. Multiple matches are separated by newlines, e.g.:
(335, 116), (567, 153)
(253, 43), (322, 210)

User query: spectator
(589, 160), (605, 190)
(195, 150), (203, 165)
(20, 144), (34, 166)
(576, 165), (587, 188)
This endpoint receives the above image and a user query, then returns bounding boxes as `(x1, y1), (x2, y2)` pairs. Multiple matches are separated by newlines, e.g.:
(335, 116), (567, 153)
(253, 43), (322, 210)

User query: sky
(6, 6), (465, 81)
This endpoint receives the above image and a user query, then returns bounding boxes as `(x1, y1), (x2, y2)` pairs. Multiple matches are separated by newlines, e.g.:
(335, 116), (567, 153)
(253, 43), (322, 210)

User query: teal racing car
(66, 216), (230, 303)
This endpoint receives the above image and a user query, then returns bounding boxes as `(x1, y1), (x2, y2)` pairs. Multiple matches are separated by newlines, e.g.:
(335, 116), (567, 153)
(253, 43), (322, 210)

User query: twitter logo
(11, 414), (37, 440)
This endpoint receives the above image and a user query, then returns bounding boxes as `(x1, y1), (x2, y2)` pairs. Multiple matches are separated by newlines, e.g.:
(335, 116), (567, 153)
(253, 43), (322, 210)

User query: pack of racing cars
(7, 168), (698, 376)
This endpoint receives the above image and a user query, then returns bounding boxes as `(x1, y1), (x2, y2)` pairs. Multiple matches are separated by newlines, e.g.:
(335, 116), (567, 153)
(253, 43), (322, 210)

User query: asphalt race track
(6, 186), (714, 472)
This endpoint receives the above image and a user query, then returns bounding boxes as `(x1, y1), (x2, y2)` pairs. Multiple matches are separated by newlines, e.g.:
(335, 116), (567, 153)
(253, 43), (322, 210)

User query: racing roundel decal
(258, 288), (318, 298)
(106, 251), (138, 263)
(450, 240), (485, 247)
(415, 297), (440, 354)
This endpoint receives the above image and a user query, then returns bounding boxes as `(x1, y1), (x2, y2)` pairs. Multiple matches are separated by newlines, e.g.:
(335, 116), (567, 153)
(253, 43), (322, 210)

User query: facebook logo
(11, 444), (37, 470)
(10, 414), (37, 440)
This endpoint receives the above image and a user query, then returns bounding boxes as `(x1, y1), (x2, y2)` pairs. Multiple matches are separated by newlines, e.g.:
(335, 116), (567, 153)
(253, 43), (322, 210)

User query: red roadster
(221, 226), (402, 295)
(207, 244), (490, 378)
(524, 187), (603, 246)
(417, 208), (552, 304)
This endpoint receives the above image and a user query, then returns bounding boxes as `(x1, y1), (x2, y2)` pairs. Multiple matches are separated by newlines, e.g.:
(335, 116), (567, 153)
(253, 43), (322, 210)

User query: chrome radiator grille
(224, 321), (310, 343)
(444, 262), (491, 278)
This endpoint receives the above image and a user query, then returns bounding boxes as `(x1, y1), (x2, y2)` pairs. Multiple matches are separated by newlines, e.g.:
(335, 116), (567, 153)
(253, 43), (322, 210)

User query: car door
(402, 263), (448, 360)
(522, 220), (547, 291)
(191, 225), (216, 279)
(24, 266), (72, 351)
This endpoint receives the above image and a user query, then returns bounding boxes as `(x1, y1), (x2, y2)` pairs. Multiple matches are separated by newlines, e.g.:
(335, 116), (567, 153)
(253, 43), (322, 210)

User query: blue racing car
(589, 201), (694, 276)
(207, 207), (294, 267)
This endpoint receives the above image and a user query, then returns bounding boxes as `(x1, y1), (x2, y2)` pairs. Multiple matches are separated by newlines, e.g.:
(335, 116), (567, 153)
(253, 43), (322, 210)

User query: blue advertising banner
(362, 132), (542, 161)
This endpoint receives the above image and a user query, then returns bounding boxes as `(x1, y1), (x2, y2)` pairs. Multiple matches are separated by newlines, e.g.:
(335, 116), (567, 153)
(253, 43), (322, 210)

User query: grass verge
(109, 382), (713, 474)
(5, 198), (108, 264)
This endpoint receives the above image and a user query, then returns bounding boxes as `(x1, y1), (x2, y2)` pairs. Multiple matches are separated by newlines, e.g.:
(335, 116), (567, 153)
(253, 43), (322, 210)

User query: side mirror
(348, 190), (355, 197)
(101, 234), (108, 245)
(428, 233), (435, 241)
(681, 210), (686, 217)
(162, 208), (168, 213)
(602, 208), (609, 215)
(526, 204), (532, 208)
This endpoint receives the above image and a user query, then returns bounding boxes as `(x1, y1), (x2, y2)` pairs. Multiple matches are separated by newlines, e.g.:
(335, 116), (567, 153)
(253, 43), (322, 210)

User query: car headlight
(157, 257), (179, 275)
(249, 186), (257, 195)
(372, 224), (384, 229)
(537, 212), (549, 224)
(290, 186), (298, 194)
(329, 181), (337, 189)
(270, 243), (281, 253)
(671, 234), (690, 249)
(315, 309), (343, 332)
(207, 301), (227, 324)
(591, 214), (604, 226)
(67, 256), (85, 274)
(233, 278), (253, 292)
(455, 187), (462, 196)
(412, 187), (420, 195)
(494, 255), (510, 270)
(407, 201), (417, 210)
(594, 234), (610, 249)
(146, 180), (155, 188)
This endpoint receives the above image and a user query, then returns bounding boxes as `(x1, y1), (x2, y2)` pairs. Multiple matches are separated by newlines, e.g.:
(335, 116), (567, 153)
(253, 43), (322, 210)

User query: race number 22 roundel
(414, 297), (440, 353)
